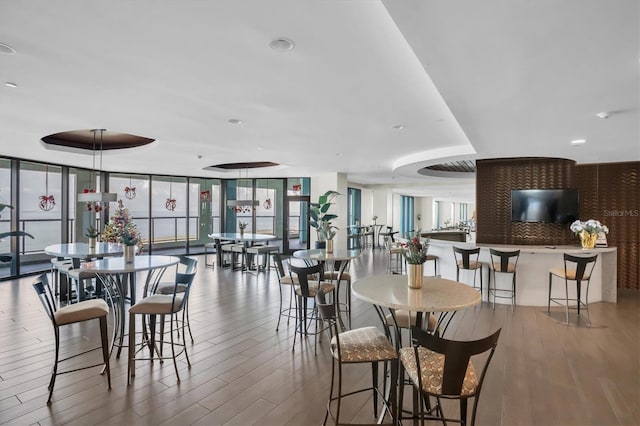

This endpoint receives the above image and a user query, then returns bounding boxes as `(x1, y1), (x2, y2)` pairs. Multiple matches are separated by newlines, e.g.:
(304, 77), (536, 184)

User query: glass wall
(400, 195), (414, 234)
(150, 176), (187, 254)
(19, 162), (63, 273)
(0, 159), (12, 278)
(0, 155), (309, 279)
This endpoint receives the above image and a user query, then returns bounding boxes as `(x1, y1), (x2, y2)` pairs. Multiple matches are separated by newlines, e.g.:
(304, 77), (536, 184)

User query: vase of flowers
(121, 227), (138, 263)
(570, 219), (608, 249)
(239, 221), (248, 238)
(403, 231), (430, 289)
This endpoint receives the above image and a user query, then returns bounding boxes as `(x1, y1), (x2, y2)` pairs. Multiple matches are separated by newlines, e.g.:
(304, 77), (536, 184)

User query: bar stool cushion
(54, 299), (109, 325)
(323, 271), (351, 282)
(154, 282), (188, 294)
(456, 260), (482, 270)
(129, 294), (185, 315)
(493, 262), (517, 273)
(331, 326), (398, 363)
(549, 267), (591, 280)
(279, 275), (299, 285)
(294, 281), (335, 297)
(399, 346), (478, 397)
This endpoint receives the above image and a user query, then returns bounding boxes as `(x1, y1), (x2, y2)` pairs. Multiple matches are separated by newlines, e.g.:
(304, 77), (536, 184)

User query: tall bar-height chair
(128, 262), (196, 384)
(152, 256), (198, 342)
(488, 249), (520, 310)
(317, 300), (398, 425)
(288, 262), (335, 353)
(274, 253), (298, 331)
(384, 235), (405, 274)
(322, 259), (352, 328)
(453, 247), (483, 298)
(399, 327), (501, 426)
(32, 273), (111, 404)
(548, 253), (598, 325)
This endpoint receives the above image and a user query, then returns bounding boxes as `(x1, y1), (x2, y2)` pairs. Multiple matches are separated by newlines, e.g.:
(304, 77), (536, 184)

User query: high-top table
(45, 242), (124, 266)
(80, 255), (180, 358)
(208, 232), (277, 271)
(293, 248), (361, 327)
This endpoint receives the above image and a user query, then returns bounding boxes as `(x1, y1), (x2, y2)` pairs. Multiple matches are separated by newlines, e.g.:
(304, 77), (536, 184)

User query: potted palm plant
(309, 190), (340, 250)
(85, 225), (99, 249)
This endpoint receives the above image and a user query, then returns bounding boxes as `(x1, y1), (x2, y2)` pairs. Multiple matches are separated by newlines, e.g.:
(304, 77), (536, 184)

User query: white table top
(352, 274), (481, 313)
(44, 242), (124, 258)
(208, 233), (277, 243)
(80, 255), (180, 274)
(293, 248), (361, 261)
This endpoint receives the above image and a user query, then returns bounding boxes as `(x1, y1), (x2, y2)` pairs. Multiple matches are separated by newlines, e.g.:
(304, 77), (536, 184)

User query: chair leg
(128, 312), (135, 384)
(99, 316), (111, 389)
(564, 280), (570, 324)
(170, 314), (181, 383)
(47, 328), (61, 404)
(460, 397), (468, 426)
(547, 273), (552, 315)
(372, 362), (379, 418)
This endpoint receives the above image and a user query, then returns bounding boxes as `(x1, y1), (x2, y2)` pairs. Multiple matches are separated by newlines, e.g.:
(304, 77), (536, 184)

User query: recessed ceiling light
(5, 82), (17, 88)
(571, 139), (587, 145)
(0, 42), (16, 54)
(228, 119), (243, 125)
(269, 38), (294, 52)
(257, 146), (263, 150)
(392, 125), (406, 130)
(596, 111), (610, 119)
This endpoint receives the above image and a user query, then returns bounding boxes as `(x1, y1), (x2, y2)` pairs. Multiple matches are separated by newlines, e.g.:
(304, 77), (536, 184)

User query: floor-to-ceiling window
(150, 176), (187, 255)
(19, 162), (62, 274)
(108, 173), (150, 249)
(347, 187), (361, 227)
(400, 195), (414, 234)
(0, 159), (13, 278)
(187, 177), (221, 254)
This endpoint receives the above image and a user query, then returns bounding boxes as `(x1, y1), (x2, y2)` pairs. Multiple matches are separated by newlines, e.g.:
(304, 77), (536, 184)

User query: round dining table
(45, 242), (124, 266)
(80, 255), (180, 358)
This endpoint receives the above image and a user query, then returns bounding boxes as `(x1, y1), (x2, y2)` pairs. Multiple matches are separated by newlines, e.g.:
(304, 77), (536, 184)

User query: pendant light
(165, 179), (176, 211)
(78, 129), (117, 206)
(226, 169), (258, 213)
(39, 165), (56, 211)
(124, 175), (136, 199)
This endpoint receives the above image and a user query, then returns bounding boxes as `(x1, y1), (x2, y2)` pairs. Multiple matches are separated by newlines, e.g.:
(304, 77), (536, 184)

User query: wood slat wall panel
(477, 158), (639, 290)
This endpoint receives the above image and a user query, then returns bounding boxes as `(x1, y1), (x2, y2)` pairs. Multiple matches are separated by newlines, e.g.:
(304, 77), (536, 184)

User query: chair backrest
(32, 273), (58, 326)
(171, 257), (197, 309)
(411, 326), (501, 397)
(453, 246), (481, 269)
(289, 262), (325, 298)
(489, 249), (520, 273)
(564, 253), (598, 282)
(273, 252), (289, 280)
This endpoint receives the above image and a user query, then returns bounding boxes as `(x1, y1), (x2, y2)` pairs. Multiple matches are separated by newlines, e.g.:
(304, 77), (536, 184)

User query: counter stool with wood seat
(453, 247), (483, 298)
(488, 249), (520, 310)
(548, 253), (598, 325)
(32, 273), (111, 404)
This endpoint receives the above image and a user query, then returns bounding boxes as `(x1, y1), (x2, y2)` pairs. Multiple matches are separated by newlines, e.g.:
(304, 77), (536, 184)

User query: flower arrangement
(85, 225), (99, 239)
(120, 227), (139, 247)
(372, 215), (378, 222)
(402, 231), (430, 264)
(570, 219), (609, 236)
(238, 222), (248, 231)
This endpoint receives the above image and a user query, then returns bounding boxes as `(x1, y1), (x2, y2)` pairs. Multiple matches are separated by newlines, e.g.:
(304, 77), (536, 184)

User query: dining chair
(273, 253), (298, 331)
(321, 259), (352, 328)
(384, 235), (405, 274)
(488, 249), (520, 310)
(32, 273), (111, 404)
(128, 260), (197, 384)
(151, 256), (198, 342)
(317, 300), (398, 425)
(399, 327), (501, 425)
(452, 247), (483, 297)
(548, 253), (598, 325)
(288, 262), (336, 354)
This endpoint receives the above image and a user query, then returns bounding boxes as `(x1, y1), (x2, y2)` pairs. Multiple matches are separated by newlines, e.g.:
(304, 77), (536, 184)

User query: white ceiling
(0, 0), (638, 202)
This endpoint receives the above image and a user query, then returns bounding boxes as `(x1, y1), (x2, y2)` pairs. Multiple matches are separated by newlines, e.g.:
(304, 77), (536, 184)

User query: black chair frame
(488, 249), (520, 310)
(548, 253), (598, 325)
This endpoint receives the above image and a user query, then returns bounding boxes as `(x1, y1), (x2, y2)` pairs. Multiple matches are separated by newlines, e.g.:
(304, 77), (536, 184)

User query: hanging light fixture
(39, 165), (56, 211)
(78, 129), (117, 208)
(226, 169), (258, 213)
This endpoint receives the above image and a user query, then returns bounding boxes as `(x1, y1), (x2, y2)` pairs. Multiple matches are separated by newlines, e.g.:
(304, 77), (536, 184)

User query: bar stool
(425, 254), (438, 276)
(452, 247), (483, 298)
(385, 236), (405, 274)
(548, 253), (598, 325)
(32, 273), (111, 404)
(488, 249), (520, 310)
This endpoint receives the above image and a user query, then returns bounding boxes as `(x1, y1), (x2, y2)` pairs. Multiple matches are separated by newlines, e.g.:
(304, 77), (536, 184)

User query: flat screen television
(511, 189), (579, 224)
